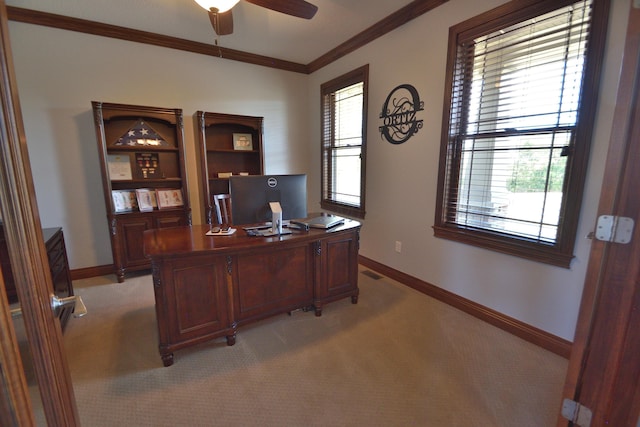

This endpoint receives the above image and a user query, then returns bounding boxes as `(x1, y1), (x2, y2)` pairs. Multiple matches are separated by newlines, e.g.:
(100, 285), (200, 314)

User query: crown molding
(7, 0), (449, 74)
(308, 0), (448, 72)
(6, 6), (308, 74)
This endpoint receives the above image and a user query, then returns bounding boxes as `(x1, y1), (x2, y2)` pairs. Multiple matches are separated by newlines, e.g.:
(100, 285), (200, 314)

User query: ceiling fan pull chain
(213, 29), (222, 58)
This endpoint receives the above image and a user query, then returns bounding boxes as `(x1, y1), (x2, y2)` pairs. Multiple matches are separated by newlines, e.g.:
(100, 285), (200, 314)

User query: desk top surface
(143, 220), (361, 258)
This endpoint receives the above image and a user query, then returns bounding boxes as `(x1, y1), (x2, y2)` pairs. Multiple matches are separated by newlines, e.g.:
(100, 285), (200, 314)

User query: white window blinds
(445, 0), (592, 243)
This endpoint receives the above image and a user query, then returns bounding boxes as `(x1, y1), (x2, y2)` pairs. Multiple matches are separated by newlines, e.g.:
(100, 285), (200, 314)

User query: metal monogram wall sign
(379, 84), (424, 144)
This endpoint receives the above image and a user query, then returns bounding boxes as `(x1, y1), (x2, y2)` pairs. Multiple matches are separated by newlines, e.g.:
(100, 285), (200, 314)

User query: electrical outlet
(395, 241), (402, 253)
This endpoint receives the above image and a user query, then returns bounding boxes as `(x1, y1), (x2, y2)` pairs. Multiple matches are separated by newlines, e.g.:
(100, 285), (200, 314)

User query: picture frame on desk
(233, 133), (253, 151)
(156, 188), (184, 209)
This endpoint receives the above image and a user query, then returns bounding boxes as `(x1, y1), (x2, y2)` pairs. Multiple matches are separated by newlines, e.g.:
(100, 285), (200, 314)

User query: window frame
(320, 64), (369, 219)
(433, 0), (610, 268)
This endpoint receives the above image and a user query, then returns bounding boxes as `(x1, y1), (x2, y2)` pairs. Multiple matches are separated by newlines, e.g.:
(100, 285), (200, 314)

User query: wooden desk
(144, 221), (360, 366)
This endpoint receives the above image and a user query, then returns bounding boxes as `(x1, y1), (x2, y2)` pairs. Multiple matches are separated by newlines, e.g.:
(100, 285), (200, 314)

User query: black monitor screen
(229, 174), (307, 225)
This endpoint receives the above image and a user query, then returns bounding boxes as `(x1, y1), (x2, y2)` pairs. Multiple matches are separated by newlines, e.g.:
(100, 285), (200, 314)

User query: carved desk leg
(225, 258), (237, 346)
(314, 240), (323, 317)
(352, 287), (360, 304)
(111, 218), (126, 283)
(116, 267), (125, 283)
(160, 349), (174, 367)
(152, 264), (174, 366)
(226, 332), (236, 346)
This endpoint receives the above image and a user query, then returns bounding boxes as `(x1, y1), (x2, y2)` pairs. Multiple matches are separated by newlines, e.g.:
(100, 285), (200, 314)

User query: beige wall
(7, 0), (632, 341)
(306, 0), (630, 341)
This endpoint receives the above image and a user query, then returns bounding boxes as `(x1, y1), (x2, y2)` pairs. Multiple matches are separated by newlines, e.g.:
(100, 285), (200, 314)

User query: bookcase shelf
(195, 111), (264, 224)
(92, 101), (192, 282)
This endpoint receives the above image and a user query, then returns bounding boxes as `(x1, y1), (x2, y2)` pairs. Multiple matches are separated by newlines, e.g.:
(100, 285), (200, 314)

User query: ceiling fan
(194, 0), (318, 36)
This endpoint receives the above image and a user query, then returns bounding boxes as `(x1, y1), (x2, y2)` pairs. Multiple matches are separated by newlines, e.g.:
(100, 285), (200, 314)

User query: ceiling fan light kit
(195, 0), (318, 36)
(194, 0), (240, 13)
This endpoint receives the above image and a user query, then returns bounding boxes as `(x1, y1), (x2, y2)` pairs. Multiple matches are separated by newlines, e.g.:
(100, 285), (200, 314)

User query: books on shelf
(156, 189), (184, 209)
(112, 191), (126, 212)
(112, 188), (167, 212)
(217, 172), (249, 178)
(111, 190), (138, 212)
(135, 189), (156, 212)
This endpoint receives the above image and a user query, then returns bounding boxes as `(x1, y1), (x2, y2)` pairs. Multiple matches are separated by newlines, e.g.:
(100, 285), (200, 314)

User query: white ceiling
(6, 0), (416, 64)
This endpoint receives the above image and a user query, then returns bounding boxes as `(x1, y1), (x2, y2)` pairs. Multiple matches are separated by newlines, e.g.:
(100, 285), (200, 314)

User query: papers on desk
(206, 228), (237, 236)
(245, 228), (292, 237)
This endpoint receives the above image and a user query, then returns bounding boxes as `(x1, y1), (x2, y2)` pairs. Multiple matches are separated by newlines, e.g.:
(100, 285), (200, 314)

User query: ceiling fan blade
(208, 9), (234, 35)
(245, 0), (318, 19)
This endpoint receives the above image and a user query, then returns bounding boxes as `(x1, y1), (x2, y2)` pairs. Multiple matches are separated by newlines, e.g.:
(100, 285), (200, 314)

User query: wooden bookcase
(195, 111), (264, 224)
(92, 101), (191, 282)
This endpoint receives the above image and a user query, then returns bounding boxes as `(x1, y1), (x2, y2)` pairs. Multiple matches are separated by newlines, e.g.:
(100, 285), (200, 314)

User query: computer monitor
(229, 174), (307, 225)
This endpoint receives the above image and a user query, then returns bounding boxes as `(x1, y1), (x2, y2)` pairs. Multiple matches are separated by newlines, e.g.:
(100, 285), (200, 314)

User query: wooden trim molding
(7, 0), (450, 74)
(70, 264), (115, 281)
(72, 256), (571, 358)
(308, 0), (449, 73)
(6, 6), (308, 74)
(358, 255), (572, 359)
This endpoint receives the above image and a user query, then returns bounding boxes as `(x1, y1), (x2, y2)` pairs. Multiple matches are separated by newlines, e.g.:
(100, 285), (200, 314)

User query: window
(321, 65), (368, 219)
(434, 0), (609, 267)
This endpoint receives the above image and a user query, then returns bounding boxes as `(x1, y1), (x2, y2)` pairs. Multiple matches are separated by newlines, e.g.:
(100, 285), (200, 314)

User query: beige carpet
(57, 267), (567, 426)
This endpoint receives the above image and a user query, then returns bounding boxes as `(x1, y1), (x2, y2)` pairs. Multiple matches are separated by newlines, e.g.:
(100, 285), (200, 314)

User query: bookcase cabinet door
(111, 210), (191, 282)
(117, 215), (154, 270)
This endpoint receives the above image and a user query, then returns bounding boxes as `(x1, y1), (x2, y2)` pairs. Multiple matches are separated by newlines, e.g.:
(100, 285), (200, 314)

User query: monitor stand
(260, 202), (292, 236)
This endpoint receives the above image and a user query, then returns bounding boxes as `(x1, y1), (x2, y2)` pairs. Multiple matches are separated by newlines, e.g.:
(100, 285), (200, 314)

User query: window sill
(432, 224), (574, 268)
(321, 201), (365, 220)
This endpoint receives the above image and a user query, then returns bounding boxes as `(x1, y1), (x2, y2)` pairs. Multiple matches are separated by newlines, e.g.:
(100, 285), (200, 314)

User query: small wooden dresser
(0, 225), (74, 329)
